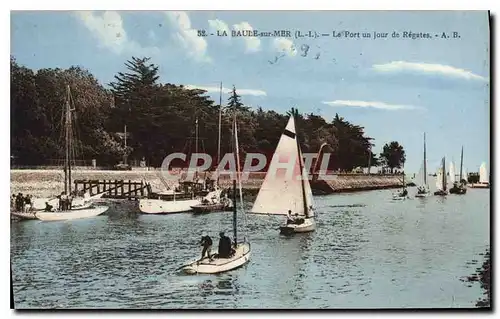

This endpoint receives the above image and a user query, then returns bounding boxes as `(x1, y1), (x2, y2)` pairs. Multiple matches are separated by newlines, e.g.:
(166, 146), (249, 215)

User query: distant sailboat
(392, 171), (408, 200)
(471, 162), (490, 188)
(415, 133), (430, 198)
(434, 157), (448, 196)
(450, 146), (467, 194)
(250, 108), (316, 234)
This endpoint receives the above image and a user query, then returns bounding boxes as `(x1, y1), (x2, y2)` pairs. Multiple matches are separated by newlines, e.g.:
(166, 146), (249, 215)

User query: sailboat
(392, 170), (408, 200)
(34, 85), (109, 222)
(191, 82), (233, 214)
(250, 108), (316, 234)
(434, 157), (448, 196)
(470, 162), (489, 188)
(450, 146), (467, 194)
(178, 109), (251, 274)
(139, 118), (211, 214)
(415, 133), (430, 197)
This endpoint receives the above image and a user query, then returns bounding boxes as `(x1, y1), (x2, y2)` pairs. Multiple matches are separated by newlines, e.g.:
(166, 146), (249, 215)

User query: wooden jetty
(73, 179), (152, 200)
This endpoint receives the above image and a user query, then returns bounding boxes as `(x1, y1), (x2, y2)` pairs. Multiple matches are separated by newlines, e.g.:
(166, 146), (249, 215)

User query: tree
(379, 141), (406, 173)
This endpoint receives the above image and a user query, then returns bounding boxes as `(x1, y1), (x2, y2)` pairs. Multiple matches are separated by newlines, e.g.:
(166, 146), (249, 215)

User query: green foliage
(11, 55), (393, 171)
(379, 141), (406, 173)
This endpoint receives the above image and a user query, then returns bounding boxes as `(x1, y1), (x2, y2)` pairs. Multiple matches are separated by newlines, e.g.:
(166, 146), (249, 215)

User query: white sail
(251, 116), (307, 216)
(479, 162), (488, 183)
(300, 148), (315, 218)
(463, 168), (468, 182)
(415, 160), (425, 187)
(449, 162), (456, 184)
(435, 168), (444, 190)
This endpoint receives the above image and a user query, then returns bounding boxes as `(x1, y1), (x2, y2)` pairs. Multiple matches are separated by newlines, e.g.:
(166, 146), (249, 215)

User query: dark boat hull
(191, 203), (232, 214)
(434, 190), (448, 196)
(449, 187), (467, 194)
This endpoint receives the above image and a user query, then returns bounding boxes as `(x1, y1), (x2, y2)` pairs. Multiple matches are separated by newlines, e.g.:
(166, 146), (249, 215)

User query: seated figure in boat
(416, 185), (428, 194)
(401, 189), (408, 197)
(217, 232), (234, 258)
(286, 210), (294, 224)
(44, 202), (54, 212)
(200, 233), (213, 260)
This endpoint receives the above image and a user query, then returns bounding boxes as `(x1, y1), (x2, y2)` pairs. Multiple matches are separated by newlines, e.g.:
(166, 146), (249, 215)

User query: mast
(64, 85), (73, 194)
(442, 157), (447, 191)
(195, 117), (199, 179)
(423, 133), (427, 186)
(293, 108), (309, 218)
(232, 179), (237, 246)
(459, 146), (464, 182)
(217, 82), (222, 167)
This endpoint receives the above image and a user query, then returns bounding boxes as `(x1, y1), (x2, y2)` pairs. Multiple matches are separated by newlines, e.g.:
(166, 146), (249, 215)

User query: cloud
(233, 22), (261, 53)
(75, 11), (159, 56)
(185, 85), (267, 97)
(165, 11), (210, 63)
(208, 19), (230, 37)
(273, 38), (297, 56)
(372, 61), (487, 81)
(322, 100), (422, 111)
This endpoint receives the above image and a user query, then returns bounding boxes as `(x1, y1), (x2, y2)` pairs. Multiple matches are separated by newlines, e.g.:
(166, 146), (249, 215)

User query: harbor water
(11, 188), (490, 309)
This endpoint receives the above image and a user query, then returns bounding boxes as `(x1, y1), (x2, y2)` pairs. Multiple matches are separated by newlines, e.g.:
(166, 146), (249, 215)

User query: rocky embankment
(461, 248), (491, 308)
(10, 169), (406, 198)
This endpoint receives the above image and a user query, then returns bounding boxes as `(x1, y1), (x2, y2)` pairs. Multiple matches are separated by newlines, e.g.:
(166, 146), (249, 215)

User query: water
(11, 188), (490, 309)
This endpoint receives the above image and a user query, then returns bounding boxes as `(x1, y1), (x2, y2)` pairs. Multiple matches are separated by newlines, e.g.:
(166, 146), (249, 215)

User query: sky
(10, 10), (490, 174)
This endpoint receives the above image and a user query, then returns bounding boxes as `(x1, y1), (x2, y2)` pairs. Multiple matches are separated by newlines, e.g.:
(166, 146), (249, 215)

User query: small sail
(415, 160), (424, 187)
(251, 116), (306, 216)
(449, 162), (456, 184)
(300, 147), (315, 218)
(435, 168), (444, 190)
(479, 162), (488, 183)
(463, 168), (468, 182)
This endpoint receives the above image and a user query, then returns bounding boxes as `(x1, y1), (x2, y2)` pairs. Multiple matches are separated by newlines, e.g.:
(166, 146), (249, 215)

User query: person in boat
(217, 232), (232, 258)
(401, 189), (408, 197)
(24, 194), (33, 213)
(15, 193), (24, 212)
(44, 202), (53, 212)
(294, 213), (305, 225)
(200, 233), (213, 260)
(286, 210), (294, 224)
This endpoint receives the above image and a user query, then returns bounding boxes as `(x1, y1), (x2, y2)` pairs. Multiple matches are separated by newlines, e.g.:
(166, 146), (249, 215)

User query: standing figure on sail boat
(200, 233), (213, 260)
(286, 210), (294, 224)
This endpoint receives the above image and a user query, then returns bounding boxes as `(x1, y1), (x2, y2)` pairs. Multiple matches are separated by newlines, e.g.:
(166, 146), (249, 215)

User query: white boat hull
(180, 242), (251, 274)
(139, 198), (201, 214)
(11, 211), (37, 220)
(280, 217), (315, 234)
(31, 192), (105, 211)
(34, 205), (109, 221)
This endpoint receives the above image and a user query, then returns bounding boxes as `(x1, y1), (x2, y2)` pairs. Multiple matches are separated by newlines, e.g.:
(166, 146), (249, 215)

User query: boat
(450, 146), (467, 194)
(178, 109), (251, 274)
(470, 162), (489, 188)
(392, 170), (408, 200)
(139, 179), (209, 214)
(191, 187), (232, 213)
(11, 211), (37, 220)
(189, 82), (234, 214)
(434, 157), (448, 196)
(415, 133), (430, 198)
(250, 108), (316, 234)
(34, 85), (109, 221)
(31, 191), (105, 212)
(139, 117), (221, 214)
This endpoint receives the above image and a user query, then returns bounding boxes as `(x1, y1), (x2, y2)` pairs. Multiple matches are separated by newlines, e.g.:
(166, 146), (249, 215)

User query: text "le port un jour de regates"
(198, 29), (461, 40)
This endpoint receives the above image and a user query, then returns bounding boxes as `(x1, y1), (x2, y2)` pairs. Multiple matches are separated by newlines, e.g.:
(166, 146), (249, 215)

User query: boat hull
(449, 187), (467, 194)
(191, 203), (232, 214)
(470, 183), (489, 189)
(139, 198), (201, 214)
(434, 190), (448, 196)
(415, 192), (430, 198)
(280, 218), (315, 234)
(34, 205), (109, 221)
(180, 242), (251, 274)
(11, 211), (37, 220)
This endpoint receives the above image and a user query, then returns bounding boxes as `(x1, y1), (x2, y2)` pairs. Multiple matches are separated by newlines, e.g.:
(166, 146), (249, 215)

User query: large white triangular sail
(479, 162), (488, 183)
(250, 116), (311, 217)
(435, 157), (446, 191)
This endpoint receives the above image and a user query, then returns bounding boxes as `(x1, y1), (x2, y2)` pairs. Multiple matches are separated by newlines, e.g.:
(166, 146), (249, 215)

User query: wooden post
(97, 181), (101, 195)
(103, 180), (107, 194)
(128, 180), (131, 200)
(114, 180), (118, 197)
(140, 181), (144, 197)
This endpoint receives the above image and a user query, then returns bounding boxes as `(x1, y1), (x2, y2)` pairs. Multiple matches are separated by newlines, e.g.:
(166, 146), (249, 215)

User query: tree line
(10, 56), (406, 172)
